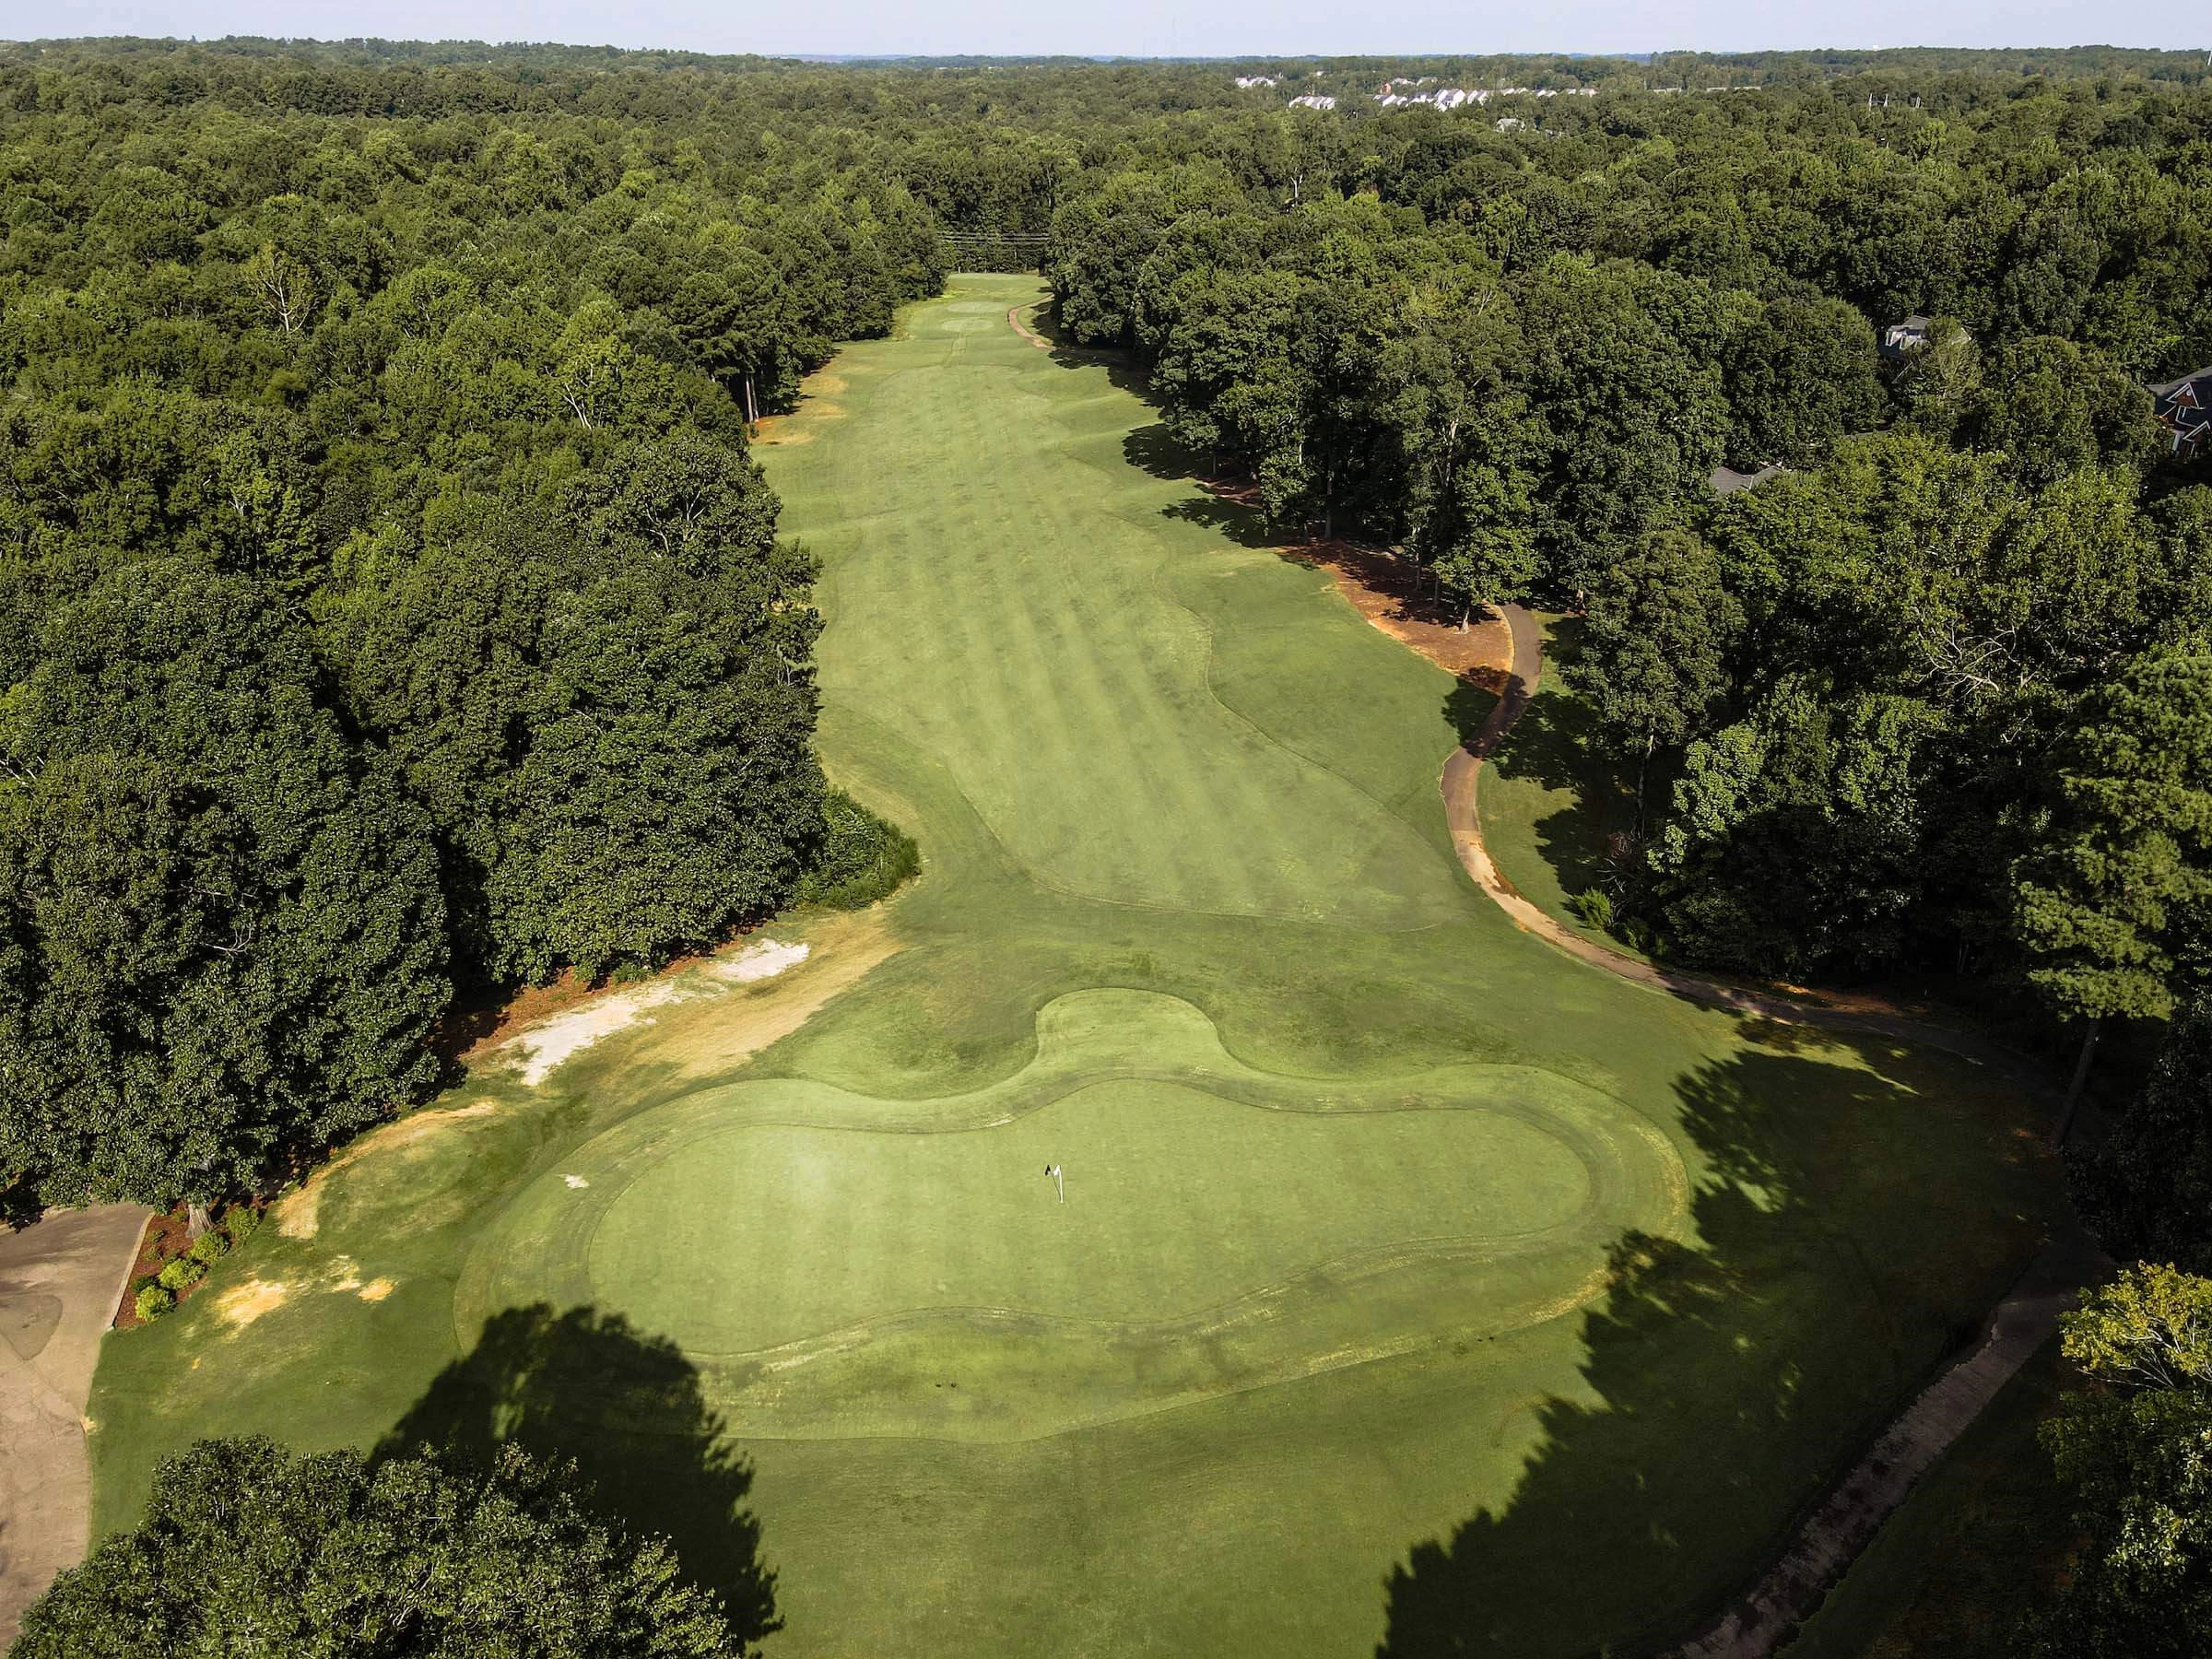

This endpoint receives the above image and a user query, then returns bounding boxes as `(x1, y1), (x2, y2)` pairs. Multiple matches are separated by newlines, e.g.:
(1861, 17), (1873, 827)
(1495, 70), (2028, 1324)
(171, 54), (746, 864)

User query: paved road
(0, 1206), (147, 1647)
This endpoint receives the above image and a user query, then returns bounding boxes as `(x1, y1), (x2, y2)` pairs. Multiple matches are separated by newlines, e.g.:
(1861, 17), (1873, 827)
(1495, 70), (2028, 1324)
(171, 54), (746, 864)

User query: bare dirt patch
(1295, 543), (1513, 690)
(623, 911), (900, 1087)
(209, 1277), (292, 1331)
(274, 1102), (499, 1241)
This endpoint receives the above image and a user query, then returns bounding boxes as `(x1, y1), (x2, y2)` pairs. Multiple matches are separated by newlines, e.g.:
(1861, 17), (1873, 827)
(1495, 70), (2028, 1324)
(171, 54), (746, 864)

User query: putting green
(85, 276), (2059, 1659)
(454, 989), (1684, 1438)
(591, 1078), (1591, 1335)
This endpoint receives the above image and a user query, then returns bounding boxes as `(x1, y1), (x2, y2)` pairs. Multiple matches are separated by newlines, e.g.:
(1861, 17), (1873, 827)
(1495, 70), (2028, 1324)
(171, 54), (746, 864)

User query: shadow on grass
(1374, 1044), (2044, 1659)
(1456, 620), (1647, 911)
(378, 1304), (780, 1648)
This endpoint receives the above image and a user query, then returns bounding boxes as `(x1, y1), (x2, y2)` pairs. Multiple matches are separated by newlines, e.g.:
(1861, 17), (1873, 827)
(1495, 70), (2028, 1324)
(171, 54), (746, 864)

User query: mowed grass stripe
(83, 276), (2059, 1659)
(793, 297), (1460, 926)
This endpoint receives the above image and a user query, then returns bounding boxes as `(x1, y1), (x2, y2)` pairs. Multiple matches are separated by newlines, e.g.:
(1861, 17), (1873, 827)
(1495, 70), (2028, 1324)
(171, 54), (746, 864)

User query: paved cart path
(0, 1206), (149, 1647)
(1441, 603), (2097, 1659)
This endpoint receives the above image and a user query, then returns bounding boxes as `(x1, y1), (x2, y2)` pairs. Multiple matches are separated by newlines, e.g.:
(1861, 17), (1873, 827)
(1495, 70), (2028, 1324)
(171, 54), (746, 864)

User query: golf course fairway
(85, 276), (2060, 1659)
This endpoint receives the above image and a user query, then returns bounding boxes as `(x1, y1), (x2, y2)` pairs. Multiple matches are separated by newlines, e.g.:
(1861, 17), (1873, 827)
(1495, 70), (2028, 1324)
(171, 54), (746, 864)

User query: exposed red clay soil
(1174, 472), (1515, 691)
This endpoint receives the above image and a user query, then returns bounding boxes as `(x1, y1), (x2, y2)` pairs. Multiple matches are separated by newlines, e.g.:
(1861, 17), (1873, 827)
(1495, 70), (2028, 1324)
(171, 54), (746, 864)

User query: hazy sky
(14, 0), (2196, 62)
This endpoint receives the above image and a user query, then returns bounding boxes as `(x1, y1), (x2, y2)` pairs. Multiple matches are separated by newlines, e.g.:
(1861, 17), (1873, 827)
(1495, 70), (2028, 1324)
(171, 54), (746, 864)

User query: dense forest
(4, 38), (2212, 1655)
(0, 41), (945, 1208)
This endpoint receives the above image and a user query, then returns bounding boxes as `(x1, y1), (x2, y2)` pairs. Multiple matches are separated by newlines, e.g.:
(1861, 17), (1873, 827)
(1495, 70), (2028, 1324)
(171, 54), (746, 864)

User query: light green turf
(87, 277), (2060, 1659)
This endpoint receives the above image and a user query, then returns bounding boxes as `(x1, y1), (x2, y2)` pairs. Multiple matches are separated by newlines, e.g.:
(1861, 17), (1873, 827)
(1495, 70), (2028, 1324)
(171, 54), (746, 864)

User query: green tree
(1723, 293), (1884, 467)
(2015, 646), (2212, 1024)
(2030, 1266), (2212, 1659)
(2073, 994), (2212, 1276)
(11, 1436), (752, 1658)
(0, 561), (449, 1205)
(1565, 528), (1740, 809)
(1651, 685), (1947, 977)
(1891, 315), (1983, 442)
(1968, 336), (2164, 485)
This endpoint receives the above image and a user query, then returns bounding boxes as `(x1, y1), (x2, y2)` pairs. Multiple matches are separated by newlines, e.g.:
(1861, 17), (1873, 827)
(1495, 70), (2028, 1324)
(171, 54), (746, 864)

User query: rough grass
(791, 788), (917, 909)
(87, 277), (2060, 1659)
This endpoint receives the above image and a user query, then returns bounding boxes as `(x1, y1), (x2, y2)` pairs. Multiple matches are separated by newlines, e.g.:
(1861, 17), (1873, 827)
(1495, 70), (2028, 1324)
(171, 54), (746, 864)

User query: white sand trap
(503, 939), (807, 1086)
(712, 938), (810, 982)
(508, 981), (681, 1085)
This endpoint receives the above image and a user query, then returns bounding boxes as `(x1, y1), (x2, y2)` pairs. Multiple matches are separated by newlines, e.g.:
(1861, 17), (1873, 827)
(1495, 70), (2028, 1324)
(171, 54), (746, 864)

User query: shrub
(222, 1206), (260, 1246)
(792, 790), (919, 910)
(156, 1256), (206, 1293)
(135, 1283), (173, 1322)
(1569, 888), (1615, 932)
(187, 1229), (229, 1266)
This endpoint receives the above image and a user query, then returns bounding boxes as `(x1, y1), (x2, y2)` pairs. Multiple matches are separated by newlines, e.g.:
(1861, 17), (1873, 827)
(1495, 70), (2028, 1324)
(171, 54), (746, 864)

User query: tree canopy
(0, 41), (942, 1206)
(11, 1435), (754, 1658)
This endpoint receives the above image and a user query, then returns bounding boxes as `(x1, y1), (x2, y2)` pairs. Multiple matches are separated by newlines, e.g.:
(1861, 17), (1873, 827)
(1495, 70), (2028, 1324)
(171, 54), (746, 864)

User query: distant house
(1879, 314), (1939, 360)
(2150, 367), (2212, 461)
(1709, 463), (1787, 498)
(1288, 94), (1336, 111)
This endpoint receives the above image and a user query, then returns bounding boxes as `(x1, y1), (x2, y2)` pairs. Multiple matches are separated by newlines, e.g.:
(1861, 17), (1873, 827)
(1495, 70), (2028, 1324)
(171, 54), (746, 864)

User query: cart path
(1445, 605), (2048, 1088)
(0, 1205), (149, 1647)
(1443, 605), (2097, 1659)
(1665, 1230), (2103, 1659)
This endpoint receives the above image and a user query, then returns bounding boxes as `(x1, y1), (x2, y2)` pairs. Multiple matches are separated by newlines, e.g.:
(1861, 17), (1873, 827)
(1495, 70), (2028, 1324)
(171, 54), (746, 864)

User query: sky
(11, 0), (2195, 62)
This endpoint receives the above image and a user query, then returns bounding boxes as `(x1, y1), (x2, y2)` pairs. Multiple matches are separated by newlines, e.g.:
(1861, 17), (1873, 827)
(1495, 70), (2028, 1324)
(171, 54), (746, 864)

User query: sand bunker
(508, 981), (684, 1085)
(712, 939), (810, 983)
(502, 939), (809, 1085)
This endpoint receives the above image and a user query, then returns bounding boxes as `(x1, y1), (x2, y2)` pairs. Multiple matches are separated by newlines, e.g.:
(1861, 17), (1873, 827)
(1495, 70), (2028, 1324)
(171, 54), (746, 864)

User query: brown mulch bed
(112, 1208), (186, 1329)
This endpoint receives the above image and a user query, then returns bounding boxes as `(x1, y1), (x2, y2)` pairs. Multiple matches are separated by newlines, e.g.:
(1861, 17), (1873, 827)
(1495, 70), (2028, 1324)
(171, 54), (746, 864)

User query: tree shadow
(1018, 300), (1153, 396)
(1374, 1043), (2052, 1657)
(1456, 621), (1649, 909)
(378, 1304), (780, 1648)
(0, 1178), (39, 1230)
(1123, 419), (1198, 482)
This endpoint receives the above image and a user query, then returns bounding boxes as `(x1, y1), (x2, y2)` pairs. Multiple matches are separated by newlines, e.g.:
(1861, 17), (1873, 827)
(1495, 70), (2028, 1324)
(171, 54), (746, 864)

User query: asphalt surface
(0, 1205), (148, 1647)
